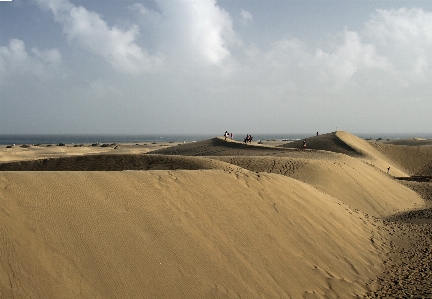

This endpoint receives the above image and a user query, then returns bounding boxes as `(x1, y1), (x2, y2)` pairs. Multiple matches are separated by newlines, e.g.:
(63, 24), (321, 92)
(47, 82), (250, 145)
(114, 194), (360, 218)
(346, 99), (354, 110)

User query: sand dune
(150, 137), (298, 157)
(213, 155), (423, 218)
(0, 131), (431, 298)
(379, 137), (432, 147)
(153, 131), (426, 177)
(283, 132), (411, 177)
(0, 154), (239, 172)
(0, 142), (173, 163)
(368, 141), (432, 176)
(0, 144), (114, 162)
(0, 171), (385, 298)
(282, 132), (361, 156)
(417, 161), (432, 176)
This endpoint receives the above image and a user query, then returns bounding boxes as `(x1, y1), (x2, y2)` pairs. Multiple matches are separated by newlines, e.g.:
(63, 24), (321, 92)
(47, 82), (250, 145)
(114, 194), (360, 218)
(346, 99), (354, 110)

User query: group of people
(244, 134), (253, 144)
(223, 132), (309, 149)
(224, 131), (233, 140)
(222, 131), (254, 144)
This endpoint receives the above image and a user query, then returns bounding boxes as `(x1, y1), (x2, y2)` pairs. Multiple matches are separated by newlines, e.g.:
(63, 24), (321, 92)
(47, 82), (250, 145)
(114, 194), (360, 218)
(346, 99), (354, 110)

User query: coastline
(1, 132), (432, 146)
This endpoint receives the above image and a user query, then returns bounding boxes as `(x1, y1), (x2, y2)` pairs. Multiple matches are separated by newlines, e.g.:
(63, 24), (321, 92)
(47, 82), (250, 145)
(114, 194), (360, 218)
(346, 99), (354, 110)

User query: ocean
(0, 134), (304, 145)
(0, 132), (430, 146)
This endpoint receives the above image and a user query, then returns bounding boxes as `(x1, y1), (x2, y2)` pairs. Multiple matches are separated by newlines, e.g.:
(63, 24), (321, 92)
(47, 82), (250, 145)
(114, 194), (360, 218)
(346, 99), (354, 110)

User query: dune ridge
(282, 132), (361, 156)
(0, 131), (431, 298)
(213, 154), (422, 218)
(0, 154), (239, 172)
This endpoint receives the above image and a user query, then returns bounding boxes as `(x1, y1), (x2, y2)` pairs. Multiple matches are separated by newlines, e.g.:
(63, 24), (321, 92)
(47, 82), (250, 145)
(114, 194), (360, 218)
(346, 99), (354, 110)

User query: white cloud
(0, 39), (28, 76)
(237, 29), (390, 96)
(0, 39), (62, 82)
(36, 0), (162, 73)
(36, 0), (235, 70)
(240, 9), (253, 25)
(253, 5), (432, 95)
(236, 7), (432, 95)
(314, 30), (390, 85)
(366, 8), (432, 45)
(153, 0), (236, 65)
(365, 8), (432, 83)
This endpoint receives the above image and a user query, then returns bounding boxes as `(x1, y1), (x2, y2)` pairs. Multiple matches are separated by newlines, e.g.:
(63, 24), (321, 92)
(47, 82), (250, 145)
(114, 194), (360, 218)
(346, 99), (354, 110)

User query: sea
(0, 134), (298, 145)
(0, 133), (430, 146)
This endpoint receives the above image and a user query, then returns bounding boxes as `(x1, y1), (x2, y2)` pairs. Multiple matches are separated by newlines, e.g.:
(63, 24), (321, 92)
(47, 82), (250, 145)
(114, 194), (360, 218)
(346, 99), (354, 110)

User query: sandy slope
(0, 131), (430, 298)
(0, 142), (174, 163)
(368, 141), (432, 176)
(0, 145), (114, 162)
(284, 132), (411, 177)
(0, 154), (240, 172)
(0, 171), (385, 298)
(214, 155), (422, 218)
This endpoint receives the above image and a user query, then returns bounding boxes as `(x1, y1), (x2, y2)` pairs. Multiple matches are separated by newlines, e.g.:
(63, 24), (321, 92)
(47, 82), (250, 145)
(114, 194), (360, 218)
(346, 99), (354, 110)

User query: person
(230, 133), (233, 139)
(224, 131), (229, 140)
(303, 139), (307, 150)
(316, 131), (319, 136)
(387, 167), (390, 174)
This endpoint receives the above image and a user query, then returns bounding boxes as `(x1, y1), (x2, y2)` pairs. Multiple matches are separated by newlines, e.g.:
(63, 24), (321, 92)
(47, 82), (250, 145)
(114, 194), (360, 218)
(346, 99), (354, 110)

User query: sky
(1, 0), (432, 135)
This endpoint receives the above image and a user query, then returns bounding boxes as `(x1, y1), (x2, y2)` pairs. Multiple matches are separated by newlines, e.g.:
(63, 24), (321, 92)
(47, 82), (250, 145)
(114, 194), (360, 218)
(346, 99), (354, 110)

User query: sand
(0, 131), (431, 298)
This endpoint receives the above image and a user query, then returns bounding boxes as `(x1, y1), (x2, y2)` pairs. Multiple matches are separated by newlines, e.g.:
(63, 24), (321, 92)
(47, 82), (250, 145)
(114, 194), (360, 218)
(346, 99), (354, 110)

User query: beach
(0, 131), (431, 298)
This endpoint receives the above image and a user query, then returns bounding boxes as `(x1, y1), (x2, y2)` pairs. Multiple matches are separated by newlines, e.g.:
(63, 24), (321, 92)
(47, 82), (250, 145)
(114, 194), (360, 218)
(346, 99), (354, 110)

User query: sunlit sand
(1, 131), (431, 298)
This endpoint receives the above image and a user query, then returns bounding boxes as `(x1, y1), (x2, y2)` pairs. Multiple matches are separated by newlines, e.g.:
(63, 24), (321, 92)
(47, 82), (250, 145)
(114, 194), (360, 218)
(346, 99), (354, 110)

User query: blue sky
(1, 0), (432, 135)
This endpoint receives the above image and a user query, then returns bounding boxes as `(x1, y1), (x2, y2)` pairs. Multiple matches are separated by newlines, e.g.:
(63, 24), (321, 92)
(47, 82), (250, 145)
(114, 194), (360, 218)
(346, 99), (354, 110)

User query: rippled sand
(0, 131), (431, 298)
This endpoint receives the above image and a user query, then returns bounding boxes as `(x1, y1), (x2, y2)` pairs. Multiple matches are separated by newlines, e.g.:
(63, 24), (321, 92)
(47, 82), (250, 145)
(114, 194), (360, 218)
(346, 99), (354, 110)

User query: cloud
(6, 3), (432, 134)
(236, 7), (432, 96)
(0, 39), (28, 77)
(128, 3), (161, 23)
(244, 5), (432, 95)
(35, 0), (162, 73)
(313, 30), (390, 90)
(365, 7), (432, 84)
(366, 7), (432, 45)
(31, 47), (62, 65)
(36, 0), (235, 70)
(0, 39), (62, 83)
(240, 9), (253, 25)
(152, 0), (236, 65)
(236, 28), (390, 97)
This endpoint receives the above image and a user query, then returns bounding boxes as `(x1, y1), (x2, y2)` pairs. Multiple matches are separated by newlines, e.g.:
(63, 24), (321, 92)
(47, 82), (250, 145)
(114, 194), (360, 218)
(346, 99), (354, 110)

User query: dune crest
(281, 131), (411, 177)
(335, 131), (408, 176)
